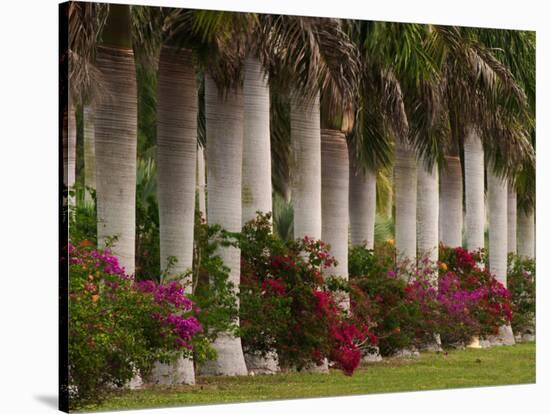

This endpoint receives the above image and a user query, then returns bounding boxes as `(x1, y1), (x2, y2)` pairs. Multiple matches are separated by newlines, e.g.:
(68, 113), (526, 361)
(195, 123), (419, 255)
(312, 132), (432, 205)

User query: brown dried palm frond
(67, 1), (108, 104)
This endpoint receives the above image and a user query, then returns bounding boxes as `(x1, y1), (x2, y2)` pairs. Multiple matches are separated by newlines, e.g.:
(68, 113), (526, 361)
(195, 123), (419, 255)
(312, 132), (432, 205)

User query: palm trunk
(63, 98), (76, 207)
(349, 151), (376, 249)
(394, 137), (417, 262)
(463, 126), (485, 251)
(417, 160), (439, 269)
(152, 46), (197, 385)
(439, 156), (463, 248)
(83, 104), (96, 205)
(507, 185), (517, 254)
(95, 5), (137, 275)
(518, 208), (535, 258)
(487, 168), (515, 345)
(197, 144), (206, 220)
(242, 56), (272, 223)
(487, 168), (508, 286)
(290, 92), (322, 240)
(322, 129), (350, 304)
(200, 74), (248, 376)
(463, 130), (489, 348)
(384, 172), (393, 219)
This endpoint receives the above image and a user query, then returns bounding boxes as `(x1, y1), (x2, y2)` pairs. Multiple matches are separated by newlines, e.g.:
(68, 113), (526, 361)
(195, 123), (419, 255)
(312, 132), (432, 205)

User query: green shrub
(67, 243), (203, 407)
(507, 253), (536, 335)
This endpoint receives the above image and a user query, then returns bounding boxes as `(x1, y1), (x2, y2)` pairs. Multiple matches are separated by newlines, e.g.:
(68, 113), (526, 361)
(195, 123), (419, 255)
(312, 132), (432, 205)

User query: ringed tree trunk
(487, 168), (508, 285)
(83, 104), (96, 205)
(518, 208), (535, 258)
(394, 137), (417, 263)
(63, 97), (76, 207)
(241, 56), (279, 374)
(487, 167), (515, 345)
(417, 160), (439, 274)
(242, 56), (272, 223)
(197, 144), (206, 220)
(200, 74), (248, 376)
(463, 126), (485, 251)
(95, 5), (137, 275)
(507, 185), (517, 254)
(348, 150), (376, 249)
(290, 92), (322, 240)
(439, 156), (463, 248)
(290, 91), (328, 373)
(151, 46), (198, 385)
(322, 129), (350, 306)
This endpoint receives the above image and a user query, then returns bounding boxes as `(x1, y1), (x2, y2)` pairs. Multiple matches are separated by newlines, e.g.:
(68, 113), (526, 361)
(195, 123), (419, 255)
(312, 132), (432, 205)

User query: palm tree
(200, 75), (248, 376)
(242, 55), (272, 224)
(64, 98), (77, 207)
(290, 92), (322, 239)
(83, 104), (96, 205)
(417, 160), (439, 264)
(153, 45), (198, 385)
(439, 155), (463, 247)
(348, 151), (377, 248)
(517, 209), (535, 258)
(487, 167), (508, 285)
(95, 4), (137, 274)
(463, 126), (485, 251)
(507, 184), (517, 254)
(197, 144), (206, 219)
(321, 128), (350, 283)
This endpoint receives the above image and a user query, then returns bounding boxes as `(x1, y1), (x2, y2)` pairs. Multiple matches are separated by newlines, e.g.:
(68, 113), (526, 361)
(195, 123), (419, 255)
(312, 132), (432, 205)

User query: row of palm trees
(63, 3), (535, 383)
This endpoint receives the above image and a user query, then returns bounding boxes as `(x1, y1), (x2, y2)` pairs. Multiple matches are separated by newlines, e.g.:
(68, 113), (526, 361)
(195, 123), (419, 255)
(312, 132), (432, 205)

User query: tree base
(199, 334), (248, 376)
(244, 351), (280, 375)
(149, 355), (195, 385)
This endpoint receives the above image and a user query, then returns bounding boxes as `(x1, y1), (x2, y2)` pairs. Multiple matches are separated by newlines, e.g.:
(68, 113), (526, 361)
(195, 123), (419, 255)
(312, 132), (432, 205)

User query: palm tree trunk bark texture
(200, 74), (248, 376)
(152, 46), (198, 385)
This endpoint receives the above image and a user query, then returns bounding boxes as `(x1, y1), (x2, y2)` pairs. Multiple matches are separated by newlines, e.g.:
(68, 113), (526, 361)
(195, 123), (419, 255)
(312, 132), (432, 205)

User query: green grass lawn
(80, 342), (535, 412)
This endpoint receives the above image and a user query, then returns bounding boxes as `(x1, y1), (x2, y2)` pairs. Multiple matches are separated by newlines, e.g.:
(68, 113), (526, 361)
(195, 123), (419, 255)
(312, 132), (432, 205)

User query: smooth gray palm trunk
(487, 168), (515, 345)
(152, 46), (197, 385)
(83, 104), (96, 205)
(439, 156), (463, 248)
(417, 160), (439, 271)
(200, 75), (248, 376)
(63, 99), (76, 207)
(290, 92), (322, 240)
(95, 45), (137, 275)
(518, 209), (535, 258)
(290, 92), (327, 373)
(463, 126), (485, 251)
(322, 129), (350, 307)
(241, 56), (278, 373)
(242, 56), (272, 223)
(487, 168), (508, 285)
(349, 152), (376, 249)
(197, 145), (206, 219)
(394, 137), (417, 262)
(507, 185), (517, 254)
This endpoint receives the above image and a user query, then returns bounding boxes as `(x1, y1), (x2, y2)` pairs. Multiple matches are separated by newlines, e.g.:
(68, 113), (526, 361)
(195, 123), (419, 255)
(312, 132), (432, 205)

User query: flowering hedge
(67, 242), (203, 405)
(438, 246), (512, 344)
(506, 253), (536, 336)
(349, 243), (513, 355)
(238, 214), (376, 375)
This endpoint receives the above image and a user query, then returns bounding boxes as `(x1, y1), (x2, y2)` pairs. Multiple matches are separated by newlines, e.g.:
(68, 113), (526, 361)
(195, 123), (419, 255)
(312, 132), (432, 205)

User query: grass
(80, 342), (535, 412)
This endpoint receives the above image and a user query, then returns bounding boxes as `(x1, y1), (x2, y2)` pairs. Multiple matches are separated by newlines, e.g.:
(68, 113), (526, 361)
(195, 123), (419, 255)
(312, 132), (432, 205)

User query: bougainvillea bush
(438, 246), (512, 344)
(238, 213), (376, 375)
(349, 243), (513, 355)
(67, 242), (204, 405)
(507, 253), (536, 335)
(349, 243), (440, 355)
